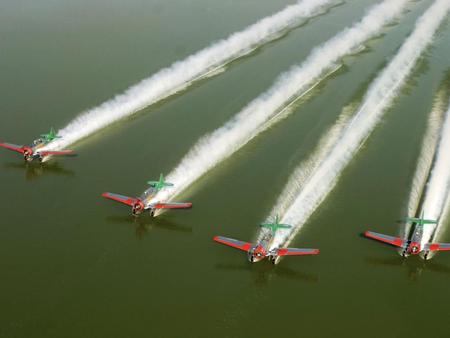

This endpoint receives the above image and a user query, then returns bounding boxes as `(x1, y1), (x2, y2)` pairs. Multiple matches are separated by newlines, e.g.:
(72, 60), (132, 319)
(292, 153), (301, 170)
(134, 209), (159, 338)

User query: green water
(1, 1), (450, 337)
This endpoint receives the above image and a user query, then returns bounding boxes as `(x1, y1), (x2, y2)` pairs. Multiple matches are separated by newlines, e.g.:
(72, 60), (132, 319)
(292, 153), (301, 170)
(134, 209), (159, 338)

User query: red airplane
(214, 216), (319, 264)
(365, 212), (450, 258)
(102, 174), (192, 217)
(0, 128), (74, 162)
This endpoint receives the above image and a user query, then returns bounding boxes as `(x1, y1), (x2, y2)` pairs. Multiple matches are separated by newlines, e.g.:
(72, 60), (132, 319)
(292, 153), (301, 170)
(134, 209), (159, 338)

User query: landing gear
(150, 210), (155, 217)
(269, 256), (277, 265)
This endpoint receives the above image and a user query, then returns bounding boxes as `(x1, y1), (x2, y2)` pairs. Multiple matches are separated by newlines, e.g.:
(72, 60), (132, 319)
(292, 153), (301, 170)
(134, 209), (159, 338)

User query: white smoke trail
(41, 0), (338, 151)
(420, 100), (450, 248)
(403, 89), (447, 239)
(270, 105), (355, 221)
(269, 0), (450, 249)
(151, 0), (411, 208)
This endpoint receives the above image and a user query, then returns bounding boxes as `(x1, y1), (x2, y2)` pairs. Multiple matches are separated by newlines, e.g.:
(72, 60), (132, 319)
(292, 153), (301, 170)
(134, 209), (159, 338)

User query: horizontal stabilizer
(0, 143), (25, 154)
(365, 231), (404, 248)
(277, 248), (319, 256)
(260, 223), (291, 229)
(425, 243), (450, 252)
(214, 236), (252, 252)
(153, 202), (192, 209)
(406, 217), (437, 225)
(102, 192), (138, 207)
(148, 181), (174, 187)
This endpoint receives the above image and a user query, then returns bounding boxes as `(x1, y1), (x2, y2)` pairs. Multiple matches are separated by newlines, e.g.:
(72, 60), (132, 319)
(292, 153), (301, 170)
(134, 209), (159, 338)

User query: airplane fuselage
(139, 188), (160, 216)
(248, 231), (275, 263)
(402, 225), (423, 257)
(24, 142), (47, 162)
(131, 187), (166, 216)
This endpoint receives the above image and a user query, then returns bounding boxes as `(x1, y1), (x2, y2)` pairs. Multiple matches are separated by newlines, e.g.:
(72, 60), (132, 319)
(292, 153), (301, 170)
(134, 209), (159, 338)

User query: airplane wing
(364, 231), (405, 248)
(214, 236), (252, 252)
(425, 243), (450, 252)
(38, 150), (75, 157)
(277, 248), (320, 256)
(102, 192), (138, 206)
(0, 143), (25, 154)
(153, 202), (192, 209)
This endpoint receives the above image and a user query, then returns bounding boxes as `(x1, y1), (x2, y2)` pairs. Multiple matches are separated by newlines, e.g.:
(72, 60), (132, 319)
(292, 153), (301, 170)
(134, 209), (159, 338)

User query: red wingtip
(315, 249), (320, 255)
(101, 192), (109, 198)
(213, 236), (220, 242)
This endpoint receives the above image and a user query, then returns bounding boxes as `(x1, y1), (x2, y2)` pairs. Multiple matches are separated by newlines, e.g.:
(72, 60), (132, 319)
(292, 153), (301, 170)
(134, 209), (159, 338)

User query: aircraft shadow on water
(106, 215), (192, 239)
(365, 256), (450, 282)
(3, 161), (75, 181)
(215, 262), (318, 286)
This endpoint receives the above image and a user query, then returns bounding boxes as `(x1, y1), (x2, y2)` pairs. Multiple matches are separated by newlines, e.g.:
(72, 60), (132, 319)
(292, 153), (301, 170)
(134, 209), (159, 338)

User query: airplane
(364, 211), (450, 258)
(214, 215), (320, 264)
(0, 128), (74, 162)
(102, 174), (192, 217)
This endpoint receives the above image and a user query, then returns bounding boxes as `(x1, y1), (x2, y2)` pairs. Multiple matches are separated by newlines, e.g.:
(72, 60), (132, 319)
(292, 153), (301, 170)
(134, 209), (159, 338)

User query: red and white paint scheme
(0, 142), (74, 163)
(102, 176), (192, 217)
(214, 219), (319, 265)
(365, 214), (450, 259)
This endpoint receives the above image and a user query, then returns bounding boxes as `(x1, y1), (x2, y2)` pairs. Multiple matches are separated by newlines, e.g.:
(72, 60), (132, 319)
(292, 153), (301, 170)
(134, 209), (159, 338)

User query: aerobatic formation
(2, 0), (450, 267)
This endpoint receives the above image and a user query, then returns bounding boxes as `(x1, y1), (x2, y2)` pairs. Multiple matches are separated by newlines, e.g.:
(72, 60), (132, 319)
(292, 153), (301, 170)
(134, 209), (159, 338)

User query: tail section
(260, 215), (292, 233)
(405, 211), (437, 226)
(405, 217), (437, 225)
(147, 173), (174, 190)
(41, 127), (61, 142)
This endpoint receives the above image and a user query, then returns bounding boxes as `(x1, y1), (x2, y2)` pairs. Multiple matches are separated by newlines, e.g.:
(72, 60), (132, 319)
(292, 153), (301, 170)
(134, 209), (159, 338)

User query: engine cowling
(131, 200), (145, 216)
(23, 147), (34, 162)
(408, 243), (421, 255)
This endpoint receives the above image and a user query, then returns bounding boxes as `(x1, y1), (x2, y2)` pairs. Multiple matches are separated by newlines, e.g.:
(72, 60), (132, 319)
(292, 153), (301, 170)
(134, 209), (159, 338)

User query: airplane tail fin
(147, 174), (174, 189)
